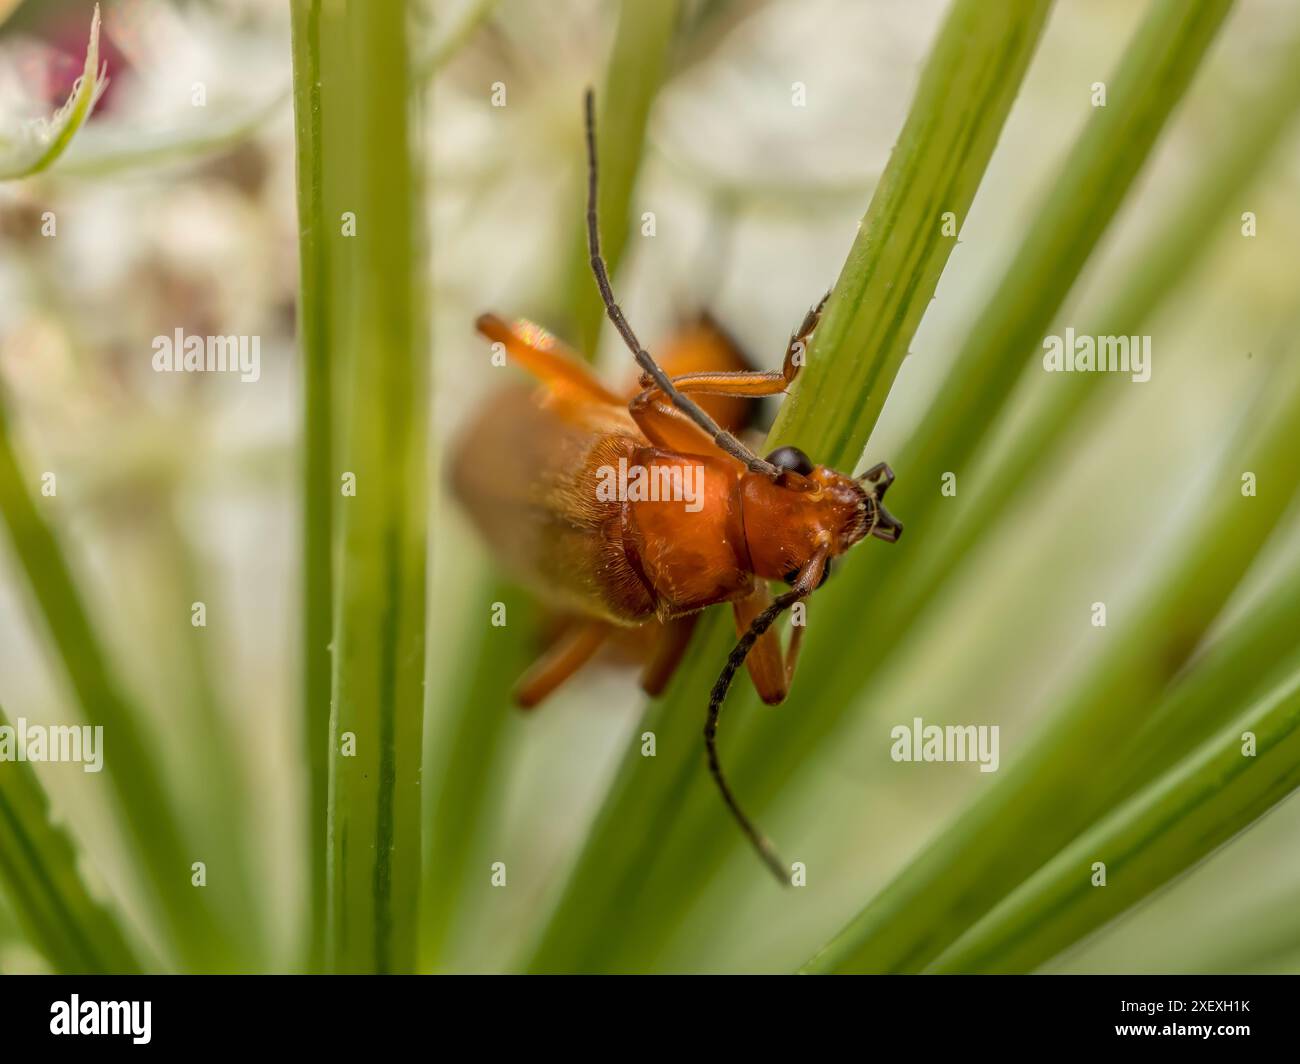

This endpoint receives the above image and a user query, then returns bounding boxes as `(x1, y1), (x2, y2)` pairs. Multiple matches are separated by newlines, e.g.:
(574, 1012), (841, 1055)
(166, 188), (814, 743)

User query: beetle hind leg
(639, 614), (702, 697)
(513, 619), (610, 709)
(476, 313), (622, 407)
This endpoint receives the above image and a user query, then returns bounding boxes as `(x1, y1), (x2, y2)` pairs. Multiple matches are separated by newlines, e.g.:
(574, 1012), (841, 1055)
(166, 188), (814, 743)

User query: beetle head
(740, 447), (902, 588)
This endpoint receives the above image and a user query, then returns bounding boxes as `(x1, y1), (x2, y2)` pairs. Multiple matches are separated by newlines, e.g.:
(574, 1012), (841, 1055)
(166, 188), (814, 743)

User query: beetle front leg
(731, 583), (803, 706)
(633, 291), (832, 400)
(782, 290), (830, 378)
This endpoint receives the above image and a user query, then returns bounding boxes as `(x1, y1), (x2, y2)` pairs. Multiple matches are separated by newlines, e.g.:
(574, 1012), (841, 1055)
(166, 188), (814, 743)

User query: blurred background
(2, 0), (1299, 973)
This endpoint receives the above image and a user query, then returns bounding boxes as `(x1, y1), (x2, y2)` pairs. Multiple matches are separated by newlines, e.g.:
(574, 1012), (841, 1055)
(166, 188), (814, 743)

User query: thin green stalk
(526, 0), (1054, 973)
(889, 0), (1238, 531)
(930, 661), (1300, 973)
(319, 1), (429, 974)
(57, 90), (289, 178)
(420, 586), (537, 969)
(0, 392), (231, 970)
(766, 0), (1055, 470)
(153, 503), (261, 959)
(804, 345), (1300, 973)
(289, 0), (333, 973)
(856, 25), (1300, 673)
(1104, 559), (1300, 817)
(0, 706), (143, 973)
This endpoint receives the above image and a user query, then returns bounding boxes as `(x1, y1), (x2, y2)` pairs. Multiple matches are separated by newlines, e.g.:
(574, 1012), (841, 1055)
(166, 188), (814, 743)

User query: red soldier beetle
(451, 90), (902, 882)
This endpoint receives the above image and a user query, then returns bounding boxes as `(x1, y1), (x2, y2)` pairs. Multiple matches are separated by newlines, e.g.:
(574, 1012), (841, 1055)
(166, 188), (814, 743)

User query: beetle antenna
(583, 88), (780, 479)
(705, 585), (805, 885)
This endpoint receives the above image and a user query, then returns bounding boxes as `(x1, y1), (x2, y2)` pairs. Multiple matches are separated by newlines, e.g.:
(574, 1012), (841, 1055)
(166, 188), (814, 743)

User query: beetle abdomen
(449, 383), (656, 624)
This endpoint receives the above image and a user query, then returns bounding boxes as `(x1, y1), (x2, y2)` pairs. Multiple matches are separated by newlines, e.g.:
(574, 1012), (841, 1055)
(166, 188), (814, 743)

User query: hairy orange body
(450, 312), (898, 711)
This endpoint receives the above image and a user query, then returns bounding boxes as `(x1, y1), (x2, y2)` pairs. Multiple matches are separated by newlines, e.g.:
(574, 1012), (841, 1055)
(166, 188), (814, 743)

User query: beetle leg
(629, 356), (800, 450)
(731, 583), (796, 705)
(627, 317), (761, 435)
(629, 387), (721, 453)
(642, 368), (792, 398)
(783, 289), (830, 378)
(634, 292), (830, 399)
(794, 290), (831, 339)
(639, 613), (702, 697)
(513, 619), (609, 709)
(783, 615), (805, 689)
(476, 313), (623, 406)
(731, 544), (829, 704)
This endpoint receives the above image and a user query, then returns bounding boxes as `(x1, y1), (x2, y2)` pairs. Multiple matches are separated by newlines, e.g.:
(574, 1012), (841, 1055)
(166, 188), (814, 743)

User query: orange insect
(451, 91), (902, 881)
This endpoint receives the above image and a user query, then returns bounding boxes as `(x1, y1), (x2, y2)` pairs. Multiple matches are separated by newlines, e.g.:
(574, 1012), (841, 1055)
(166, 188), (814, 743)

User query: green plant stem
(891, 0), (1237, 532)
(56, 90), (289, 178)
(154, 503), (261, 959)
(768, 0), (1054, 469)
(318, 1), (429, 975)
(0, 706), (143, 973)
(420, 585), (537, 969)
(525, 0), (1054, 973)
(1103, 559), (1300, 818)
(804, 345), (1300, 973)
(930, 661), (1300, 973)
(861, 29), (1300, 669)
(0, 395), (231, 970)
(289, 0), (333, 974)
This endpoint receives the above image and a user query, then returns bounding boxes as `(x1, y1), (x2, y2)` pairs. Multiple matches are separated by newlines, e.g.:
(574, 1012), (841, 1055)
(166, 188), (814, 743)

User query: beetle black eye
(766, 445), (814, 476)
(784, 558), (832, 589)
